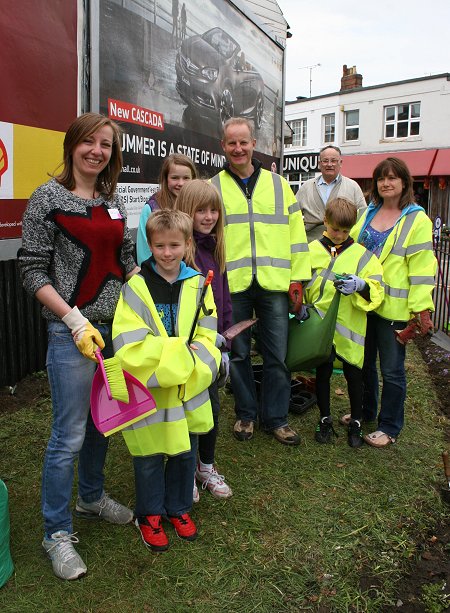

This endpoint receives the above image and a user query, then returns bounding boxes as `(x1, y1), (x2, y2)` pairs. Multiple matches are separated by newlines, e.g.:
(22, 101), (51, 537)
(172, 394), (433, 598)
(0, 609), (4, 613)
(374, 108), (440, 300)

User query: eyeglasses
(319, 159), (340, 165)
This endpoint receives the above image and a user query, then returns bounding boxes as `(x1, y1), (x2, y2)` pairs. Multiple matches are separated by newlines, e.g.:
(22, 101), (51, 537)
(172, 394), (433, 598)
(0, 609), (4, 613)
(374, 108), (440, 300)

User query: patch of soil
(0, 371), (50, 415)
(415, 335), (450, 424)
(383, 521), (450, 612)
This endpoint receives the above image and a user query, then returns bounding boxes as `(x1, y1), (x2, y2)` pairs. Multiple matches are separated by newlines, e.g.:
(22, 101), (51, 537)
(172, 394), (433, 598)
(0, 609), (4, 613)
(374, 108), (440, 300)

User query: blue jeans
(133, 434), (198, 517)
(362, 313), (407, 437)
(43, 321), (112, 538)
(230, 278), (290, 430)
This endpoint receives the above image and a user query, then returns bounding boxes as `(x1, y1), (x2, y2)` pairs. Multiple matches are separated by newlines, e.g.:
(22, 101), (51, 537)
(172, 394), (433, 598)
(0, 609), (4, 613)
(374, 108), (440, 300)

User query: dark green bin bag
(0, 479), (14, 588)
(286, 290), (341, 372)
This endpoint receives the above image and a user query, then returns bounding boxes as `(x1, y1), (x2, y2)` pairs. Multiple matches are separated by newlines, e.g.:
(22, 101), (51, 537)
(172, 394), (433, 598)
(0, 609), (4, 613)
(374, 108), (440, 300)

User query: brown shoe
(272, 425), (300, 446)
(233, 419), (254, 441)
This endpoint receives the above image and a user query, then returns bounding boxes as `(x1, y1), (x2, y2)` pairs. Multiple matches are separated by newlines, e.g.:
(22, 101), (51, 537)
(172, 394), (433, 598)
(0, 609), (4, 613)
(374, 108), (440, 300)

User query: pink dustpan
(91, 350), (157, 437)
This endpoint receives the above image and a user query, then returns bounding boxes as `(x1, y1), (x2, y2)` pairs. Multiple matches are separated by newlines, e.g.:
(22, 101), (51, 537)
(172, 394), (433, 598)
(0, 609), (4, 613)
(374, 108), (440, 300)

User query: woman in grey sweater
(19, 113), (139, 581)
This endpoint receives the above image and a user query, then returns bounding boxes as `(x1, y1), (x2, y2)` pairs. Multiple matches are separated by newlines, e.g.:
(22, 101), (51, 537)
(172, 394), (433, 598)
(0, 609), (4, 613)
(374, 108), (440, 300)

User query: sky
(277, 0), (450, 101)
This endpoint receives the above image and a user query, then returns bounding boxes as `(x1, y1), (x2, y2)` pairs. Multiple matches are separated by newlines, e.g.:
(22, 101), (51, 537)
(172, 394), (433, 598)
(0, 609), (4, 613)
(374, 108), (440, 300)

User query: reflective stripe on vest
(210, 174), (222, 198)
(121, 282), (161, 334)
(356, 249), (373, 275)
(406, 241), (433, 256)
(184, 389), (210, 412)
(212, 172), (286, 226)
(193, 341), (219, 379)
(389, 211), (420, 257)
(381, 282), (409, 299)
(410, 275), (435, 285)
(123, 388), (210, 432)
(198, 315), (217, 331)
(114, 328), (150, 352)
(226, 256), (291, 272)
(316, 307), (365, 346)
(289, 201), (301, 215)
(124, 405), (186, 430)
(147, 371), (160, 388)
(291, 242), (309, 254)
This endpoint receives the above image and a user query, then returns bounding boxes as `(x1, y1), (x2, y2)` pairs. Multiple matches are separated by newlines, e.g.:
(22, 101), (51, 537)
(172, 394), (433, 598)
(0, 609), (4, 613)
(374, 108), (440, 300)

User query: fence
(0, 260), (47, 389)
(433, 236), (450, 334)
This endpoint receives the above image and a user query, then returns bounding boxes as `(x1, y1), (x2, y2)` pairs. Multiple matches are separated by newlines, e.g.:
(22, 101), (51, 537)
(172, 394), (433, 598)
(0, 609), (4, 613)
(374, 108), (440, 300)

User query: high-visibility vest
(352, 210), (436, 321)
(211, 169), (311, 292)
(305, 241), (384, 367)
(112, 273), (220, 456)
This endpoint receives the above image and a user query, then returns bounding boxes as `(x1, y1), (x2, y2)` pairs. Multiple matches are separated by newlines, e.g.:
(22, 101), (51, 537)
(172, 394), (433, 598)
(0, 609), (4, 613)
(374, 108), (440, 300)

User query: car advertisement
(93, 0), (284, 228)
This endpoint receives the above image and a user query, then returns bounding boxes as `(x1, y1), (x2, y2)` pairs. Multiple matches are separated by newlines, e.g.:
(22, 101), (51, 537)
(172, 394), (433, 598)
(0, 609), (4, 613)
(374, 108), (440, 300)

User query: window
(323, 114), (335, 143)
(345, 110), (359, 141)
(384, 102), (420, 138)
(290, 119), (307, 147)
(283, 171), (316, 194)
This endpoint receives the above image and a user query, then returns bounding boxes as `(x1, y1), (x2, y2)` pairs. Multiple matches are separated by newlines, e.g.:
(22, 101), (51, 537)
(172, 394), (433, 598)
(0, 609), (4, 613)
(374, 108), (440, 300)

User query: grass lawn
(0, 343), (448, 612)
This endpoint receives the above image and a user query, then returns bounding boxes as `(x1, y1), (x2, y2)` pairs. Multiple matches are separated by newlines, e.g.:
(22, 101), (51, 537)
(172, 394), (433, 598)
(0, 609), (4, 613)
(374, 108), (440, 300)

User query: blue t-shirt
(360, 224), (393, 257)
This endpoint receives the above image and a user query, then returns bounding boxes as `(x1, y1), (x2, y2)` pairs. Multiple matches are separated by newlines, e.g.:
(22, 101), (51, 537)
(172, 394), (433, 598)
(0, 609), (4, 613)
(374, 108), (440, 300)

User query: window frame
(283, 170), (316, 194)
(290, 118), (307, 147)
(344, 109), (359, 141)
(384, 102), (421, 139)
(322, 113), (335, 144)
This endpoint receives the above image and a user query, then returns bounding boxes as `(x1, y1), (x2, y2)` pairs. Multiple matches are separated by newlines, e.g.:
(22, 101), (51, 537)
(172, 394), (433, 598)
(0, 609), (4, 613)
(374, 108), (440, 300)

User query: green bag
(0, 479), (14, 588)
(285, 290), (341, 372)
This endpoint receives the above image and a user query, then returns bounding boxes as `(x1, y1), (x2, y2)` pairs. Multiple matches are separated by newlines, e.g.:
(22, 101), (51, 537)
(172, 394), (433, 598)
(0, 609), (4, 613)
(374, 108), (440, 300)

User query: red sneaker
(135, 515), (169, 552)
(168, 513), (198, 541)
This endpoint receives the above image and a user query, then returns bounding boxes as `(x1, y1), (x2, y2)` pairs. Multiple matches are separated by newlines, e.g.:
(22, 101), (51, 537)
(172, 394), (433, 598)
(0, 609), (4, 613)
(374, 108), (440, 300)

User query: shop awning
(341, 149), (438, 179)
(430, 148), (450, 176)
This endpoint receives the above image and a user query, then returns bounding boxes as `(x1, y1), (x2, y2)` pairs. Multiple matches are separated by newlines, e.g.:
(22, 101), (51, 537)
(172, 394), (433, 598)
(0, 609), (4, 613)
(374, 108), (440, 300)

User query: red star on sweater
(54, 205), (125, 308)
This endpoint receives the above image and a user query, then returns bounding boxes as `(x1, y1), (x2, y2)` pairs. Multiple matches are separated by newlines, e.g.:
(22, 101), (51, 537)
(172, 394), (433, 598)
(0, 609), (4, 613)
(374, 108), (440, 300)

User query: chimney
(340, 65), (363, 91)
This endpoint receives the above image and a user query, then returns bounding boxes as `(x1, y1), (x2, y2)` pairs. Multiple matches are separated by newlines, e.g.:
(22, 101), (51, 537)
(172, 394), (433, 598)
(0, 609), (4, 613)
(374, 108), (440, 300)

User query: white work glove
(215, 333), (227, 349)
(333, 274), (366, 296)
(294, 304), (309, 321)
(62, 306), (105, 361)
(217, 352), (230, 388)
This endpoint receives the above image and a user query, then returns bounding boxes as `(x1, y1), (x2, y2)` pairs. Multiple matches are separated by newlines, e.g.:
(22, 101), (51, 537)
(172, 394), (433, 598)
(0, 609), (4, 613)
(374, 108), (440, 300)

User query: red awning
(430, 148), (450, 176)
(341, 150), (438, 179)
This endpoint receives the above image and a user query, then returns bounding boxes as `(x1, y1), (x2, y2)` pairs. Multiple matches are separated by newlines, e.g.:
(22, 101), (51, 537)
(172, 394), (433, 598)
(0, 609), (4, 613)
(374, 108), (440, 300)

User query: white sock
(199, 461), (213, 472)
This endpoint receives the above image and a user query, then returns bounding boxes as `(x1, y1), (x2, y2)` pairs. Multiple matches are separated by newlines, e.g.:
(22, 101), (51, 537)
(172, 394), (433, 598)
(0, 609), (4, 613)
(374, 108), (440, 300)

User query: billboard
(0, 1), (77, 244)
(93, 0), (284, 228)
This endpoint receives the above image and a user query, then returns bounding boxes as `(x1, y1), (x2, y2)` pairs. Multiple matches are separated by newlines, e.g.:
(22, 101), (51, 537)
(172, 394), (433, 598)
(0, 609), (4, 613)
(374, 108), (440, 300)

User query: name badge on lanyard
(107, 208), (123, 220)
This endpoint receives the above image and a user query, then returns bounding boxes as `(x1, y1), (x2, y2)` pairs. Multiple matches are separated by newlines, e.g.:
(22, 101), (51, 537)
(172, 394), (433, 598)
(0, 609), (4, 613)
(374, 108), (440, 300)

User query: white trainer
(75, 492), (133, 524)
(42, 531), (87, 580)
(195, 464), (233, 499)
(193, 479), (200, 503)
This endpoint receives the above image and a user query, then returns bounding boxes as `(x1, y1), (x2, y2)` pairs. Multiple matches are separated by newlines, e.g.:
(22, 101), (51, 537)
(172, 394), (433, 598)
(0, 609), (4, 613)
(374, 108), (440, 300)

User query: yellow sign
(13, 124), (64, 199)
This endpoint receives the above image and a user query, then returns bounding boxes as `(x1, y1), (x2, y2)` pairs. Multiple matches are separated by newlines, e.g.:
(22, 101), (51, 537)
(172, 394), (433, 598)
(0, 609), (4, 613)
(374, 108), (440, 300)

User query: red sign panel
(108, 99), (164, 132)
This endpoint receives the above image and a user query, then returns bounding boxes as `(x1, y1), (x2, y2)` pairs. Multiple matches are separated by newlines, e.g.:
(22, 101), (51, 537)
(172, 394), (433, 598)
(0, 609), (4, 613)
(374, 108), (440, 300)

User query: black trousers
(315, 349), (363, 421)
(198, 381), (220, 465)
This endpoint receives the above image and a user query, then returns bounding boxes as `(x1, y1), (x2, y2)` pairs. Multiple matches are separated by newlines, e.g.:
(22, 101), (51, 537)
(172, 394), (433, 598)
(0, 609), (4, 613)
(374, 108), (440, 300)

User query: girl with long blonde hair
(176, 179), (233, 501)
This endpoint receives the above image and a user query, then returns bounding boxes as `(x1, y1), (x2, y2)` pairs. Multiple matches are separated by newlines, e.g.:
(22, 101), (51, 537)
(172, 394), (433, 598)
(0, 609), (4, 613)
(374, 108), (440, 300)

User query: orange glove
(288, 282), (303, 314)
(417, 310), (434, 336)
(395, 311), (434, 345)
(394, 318), (418, 345)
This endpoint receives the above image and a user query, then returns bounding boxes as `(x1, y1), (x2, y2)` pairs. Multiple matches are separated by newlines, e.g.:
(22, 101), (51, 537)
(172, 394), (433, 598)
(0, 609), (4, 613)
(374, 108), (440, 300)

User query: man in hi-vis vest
(211, 118), (311, 446)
